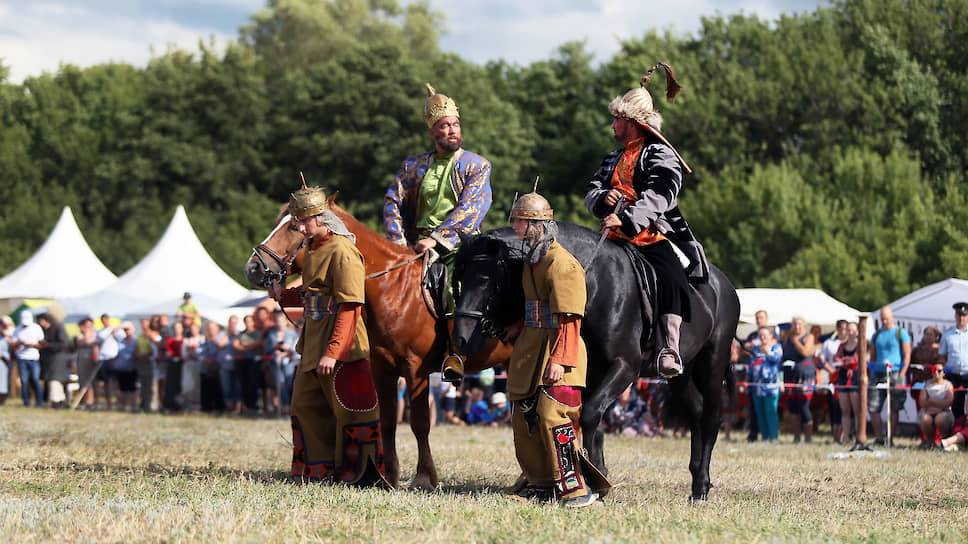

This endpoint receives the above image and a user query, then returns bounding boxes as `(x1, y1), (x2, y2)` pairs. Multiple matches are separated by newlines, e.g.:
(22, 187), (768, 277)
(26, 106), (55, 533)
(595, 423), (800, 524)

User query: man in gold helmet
(383, 83), (493, 381)
(268, 186), (389, 487)
(506, 189), (610, 508)
(584, 63), (709, 378)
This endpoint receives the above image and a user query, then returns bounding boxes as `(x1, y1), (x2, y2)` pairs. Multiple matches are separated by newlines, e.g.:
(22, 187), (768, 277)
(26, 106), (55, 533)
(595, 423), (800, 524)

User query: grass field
(1, 405), (965, 543)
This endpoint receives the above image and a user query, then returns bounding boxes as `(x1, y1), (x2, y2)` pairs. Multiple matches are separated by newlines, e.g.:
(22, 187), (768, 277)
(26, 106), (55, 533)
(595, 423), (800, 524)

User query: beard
(520, 220), (558, 264)
(435, 135), (462, 153)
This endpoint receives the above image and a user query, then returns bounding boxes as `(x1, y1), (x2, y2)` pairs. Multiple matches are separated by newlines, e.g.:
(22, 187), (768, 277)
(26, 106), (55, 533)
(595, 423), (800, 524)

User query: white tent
(737, 288), (867, 335)
(60, 205), (262, 317)
(0, 206), (117, 300)
(867, 278), (968, 338)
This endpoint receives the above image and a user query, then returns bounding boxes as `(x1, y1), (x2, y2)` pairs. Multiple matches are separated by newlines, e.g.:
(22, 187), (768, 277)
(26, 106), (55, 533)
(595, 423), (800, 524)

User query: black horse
(451, 223), (740, 501)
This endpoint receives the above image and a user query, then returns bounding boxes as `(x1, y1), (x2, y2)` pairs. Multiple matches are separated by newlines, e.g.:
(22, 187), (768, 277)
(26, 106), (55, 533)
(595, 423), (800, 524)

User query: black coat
(585, 137), (709, 284)
(40, 323), (70, 382)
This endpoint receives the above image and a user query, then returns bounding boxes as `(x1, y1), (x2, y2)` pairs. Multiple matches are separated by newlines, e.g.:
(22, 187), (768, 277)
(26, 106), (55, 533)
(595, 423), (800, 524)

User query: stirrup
(441, 353), (464, 384)
(656, 347), (683, 378)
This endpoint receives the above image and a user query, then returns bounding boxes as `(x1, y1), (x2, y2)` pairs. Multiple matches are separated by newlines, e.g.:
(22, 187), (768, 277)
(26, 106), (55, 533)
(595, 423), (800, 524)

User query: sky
(0, 1), (829, 83)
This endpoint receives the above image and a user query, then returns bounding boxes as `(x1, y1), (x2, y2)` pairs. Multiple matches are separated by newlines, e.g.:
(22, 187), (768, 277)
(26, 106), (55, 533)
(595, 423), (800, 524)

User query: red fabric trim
(309, 231), (334, 251)
(546, 385), (582, 408)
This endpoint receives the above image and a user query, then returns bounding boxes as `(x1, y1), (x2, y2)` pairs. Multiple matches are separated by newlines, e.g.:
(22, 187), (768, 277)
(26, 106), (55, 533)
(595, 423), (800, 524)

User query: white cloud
(0, 0), (829, 83)
(0, 1), (239, 82)
(430, 0), (827, 65)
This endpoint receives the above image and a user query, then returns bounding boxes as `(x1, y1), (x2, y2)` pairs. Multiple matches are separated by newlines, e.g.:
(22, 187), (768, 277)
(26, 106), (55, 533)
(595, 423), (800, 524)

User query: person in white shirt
(95, 313), (123, 411)
(939, 302), (968, 420)
(12, 311), (45, 407)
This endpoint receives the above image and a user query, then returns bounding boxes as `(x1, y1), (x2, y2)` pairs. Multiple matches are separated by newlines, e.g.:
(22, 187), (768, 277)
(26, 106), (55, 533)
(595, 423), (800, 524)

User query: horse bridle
(250, 239), (306, 289)
(452, 254), (504, 339)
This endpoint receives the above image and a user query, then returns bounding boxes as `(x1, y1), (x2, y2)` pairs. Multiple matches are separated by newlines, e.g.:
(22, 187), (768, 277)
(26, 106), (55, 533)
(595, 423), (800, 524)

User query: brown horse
(245, 203), (511, 489)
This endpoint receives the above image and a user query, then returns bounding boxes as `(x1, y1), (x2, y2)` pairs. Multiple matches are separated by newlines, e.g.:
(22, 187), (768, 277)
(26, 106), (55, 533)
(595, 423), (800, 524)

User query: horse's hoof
(409, 474), (438, 492)
(688, 493), (709, 503)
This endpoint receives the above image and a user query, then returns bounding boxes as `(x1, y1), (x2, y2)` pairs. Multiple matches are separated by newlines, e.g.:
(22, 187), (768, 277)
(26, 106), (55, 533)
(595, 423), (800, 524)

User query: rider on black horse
(585, 63), (709, 379)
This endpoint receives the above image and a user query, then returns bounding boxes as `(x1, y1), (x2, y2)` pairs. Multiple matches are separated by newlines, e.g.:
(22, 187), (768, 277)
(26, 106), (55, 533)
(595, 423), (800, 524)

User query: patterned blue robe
(383, 148), (492, 250)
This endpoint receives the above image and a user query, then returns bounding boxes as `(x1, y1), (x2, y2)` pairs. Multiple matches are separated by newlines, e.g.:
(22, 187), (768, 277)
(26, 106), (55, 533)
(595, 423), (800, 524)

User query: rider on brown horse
(268, 185), (389, 487)
(585, 63), (709, 379)
(383, 83), (493, 382)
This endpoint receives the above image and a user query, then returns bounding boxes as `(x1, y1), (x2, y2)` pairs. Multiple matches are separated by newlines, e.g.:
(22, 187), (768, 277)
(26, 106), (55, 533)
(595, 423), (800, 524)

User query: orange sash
(605, 138), (666, 246)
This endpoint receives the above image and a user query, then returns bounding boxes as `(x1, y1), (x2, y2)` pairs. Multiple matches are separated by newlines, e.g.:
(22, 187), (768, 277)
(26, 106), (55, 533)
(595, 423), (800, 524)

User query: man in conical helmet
(584, 63), (709, 378)
(383, 83), (493, 381)
(506, 189), (610, 507)
(269, 185), (389, 488)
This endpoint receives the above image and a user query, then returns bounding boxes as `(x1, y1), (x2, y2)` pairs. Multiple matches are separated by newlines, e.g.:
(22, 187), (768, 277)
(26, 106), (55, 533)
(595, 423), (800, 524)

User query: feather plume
(642, 63), (683, 102)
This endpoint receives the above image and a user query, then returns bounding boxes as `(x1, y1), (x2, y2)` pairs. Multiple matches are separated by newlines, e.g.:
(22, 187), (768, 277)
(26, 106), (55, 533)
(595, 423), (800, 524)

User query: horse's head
(452, 230), (524, 355)
(244, 206), (306, 288)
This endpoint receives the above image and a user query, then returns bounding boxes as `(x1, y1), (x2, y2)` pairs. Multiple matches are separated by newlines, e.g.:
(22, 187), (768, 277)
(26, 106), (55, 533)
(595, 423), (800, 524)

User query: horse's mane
(274, 204), (289, 225)
(329, 202), (413, 260)
(458, 223), (603, 266)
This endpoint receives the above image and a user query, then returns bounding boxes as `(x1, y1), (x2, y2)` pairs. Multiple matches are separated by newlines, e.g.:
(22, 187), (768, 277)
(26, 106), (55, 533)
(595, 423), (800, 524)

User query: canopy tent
(0, 207), (117, 307)
(60, 205), (262, 318)
(867, 278), (968, 339)
(736, 288), (868, 337)
(8, 299), (66, 325)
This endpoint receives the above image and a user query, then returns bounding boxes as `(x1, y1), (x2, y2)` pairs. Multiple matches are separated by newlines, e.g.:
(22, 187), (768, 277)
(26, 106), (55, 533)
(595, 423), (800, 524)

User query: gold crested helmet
(509, 191), (554, 222)
(422, 82), (460, 128)
(608, 62), (682, 132)
(289, 186), (328, 220)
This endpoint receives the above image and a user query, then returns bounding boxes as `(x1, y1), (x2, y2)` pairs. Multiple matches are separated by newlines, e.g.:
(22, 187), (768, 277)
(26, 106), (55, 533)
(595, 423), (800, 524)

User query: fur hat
(607, 62), (682, 132)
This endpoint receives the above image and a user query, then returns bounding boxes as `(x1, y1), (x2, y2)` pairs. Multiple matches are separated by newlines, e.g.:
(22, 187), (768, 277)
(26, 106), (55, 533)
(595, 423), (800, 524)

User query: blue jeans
(279, 360), (297, 408)
(16, 357), (43, 406)
(219, 366), (241, 404)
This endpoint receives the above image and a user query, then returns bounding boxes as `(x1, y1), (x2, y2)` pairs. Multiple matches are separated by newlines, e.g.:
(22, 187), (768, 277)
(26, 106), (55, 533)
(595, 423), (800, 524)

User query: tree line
(1, 0), (965, 311)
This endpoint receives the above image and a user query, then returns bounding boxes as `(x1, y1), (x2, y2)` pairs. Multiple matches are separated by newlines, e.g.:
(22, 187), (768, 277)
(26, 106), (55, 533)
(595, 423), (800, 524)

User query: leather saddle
(419, 249), (447, 320)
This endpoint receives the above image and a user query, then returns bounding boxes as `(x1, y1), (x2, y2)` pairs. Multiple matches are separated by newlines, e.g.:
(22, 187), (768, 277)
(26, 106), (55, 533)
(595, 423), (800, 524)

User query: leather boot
(657, 314), (683, 378)
(441, 353), (464, 383)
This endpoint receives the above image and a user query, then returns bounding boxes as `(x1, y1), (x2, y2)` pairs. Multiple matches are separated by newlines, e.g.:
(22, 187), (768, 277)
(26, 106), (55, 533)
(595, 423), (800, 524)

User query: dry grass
(1, 405), (965, 543)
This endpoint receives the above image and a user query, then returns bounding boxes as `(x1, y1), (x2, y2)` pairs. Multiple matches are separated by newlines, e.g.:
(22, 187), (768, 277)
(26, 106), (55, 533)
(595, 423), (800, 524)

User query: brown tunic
(295, 235), (369, 373)
(507, 241), (587, 401)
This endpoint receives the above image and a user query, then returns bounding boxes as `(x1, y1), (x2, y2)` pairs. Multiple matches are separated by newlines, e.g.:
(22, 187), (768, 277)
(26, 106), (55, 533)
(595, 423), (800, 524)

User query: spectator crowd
(0, 296), (301, 417)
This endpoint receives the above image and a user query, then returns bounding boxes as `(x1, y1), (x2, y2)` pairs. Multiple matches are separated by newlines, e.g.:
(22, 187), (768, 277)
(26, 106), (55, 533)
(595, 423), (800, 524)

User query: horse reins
(364, 250), (427, 280)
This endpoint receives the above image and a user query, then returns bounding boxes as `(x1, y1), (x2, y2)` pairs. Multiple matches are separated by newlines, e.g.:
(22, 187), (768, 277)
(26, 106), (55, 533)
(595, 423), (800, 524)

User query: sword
(585, 195), (625, 270)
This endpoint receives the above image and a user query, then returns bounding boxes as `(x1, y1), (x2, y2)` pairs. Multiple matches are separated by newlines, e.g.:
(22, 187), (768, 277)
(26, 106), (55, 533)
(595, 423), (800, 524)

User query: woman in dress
(833, 322), (864, 445)
(781, 316), (816, 443)
(73, 317), (99, 409)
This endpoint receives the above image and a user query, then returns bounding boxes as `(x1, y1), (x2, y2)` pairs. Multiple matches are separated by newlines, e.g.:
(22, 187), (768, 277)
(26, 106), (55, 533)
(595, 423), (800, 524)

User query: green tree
(239, 0), (442, 80)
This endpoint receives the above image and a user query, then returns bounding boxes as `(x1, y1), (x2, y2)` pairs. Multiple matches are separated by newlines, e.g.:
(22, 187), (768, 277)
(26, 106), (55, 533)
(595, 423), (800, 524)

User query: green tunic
(416, 152), (459, 230)
(507, 241), (588, 401)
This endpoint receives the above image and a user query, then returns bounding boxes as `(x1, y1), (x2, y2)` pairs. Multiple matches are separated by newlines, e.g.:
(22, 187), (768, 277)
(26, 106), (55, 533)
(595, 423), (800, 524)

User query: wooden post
(856, 315), (869, 445)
